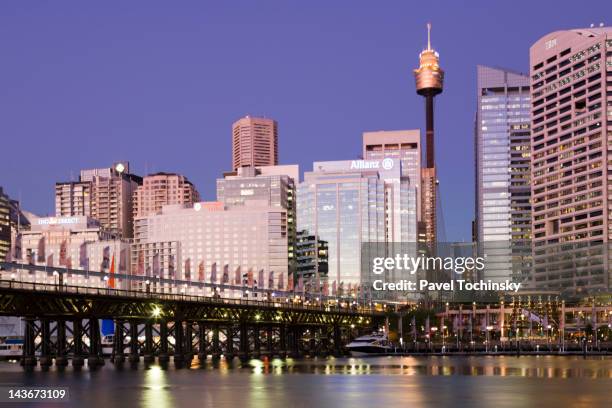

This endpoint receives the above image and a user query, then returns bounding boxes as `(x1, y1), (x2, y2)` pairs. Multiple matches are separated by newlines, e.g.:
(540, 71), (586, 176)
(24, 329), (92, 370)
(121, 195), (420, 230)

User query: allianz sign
(350, 158), (394, 170)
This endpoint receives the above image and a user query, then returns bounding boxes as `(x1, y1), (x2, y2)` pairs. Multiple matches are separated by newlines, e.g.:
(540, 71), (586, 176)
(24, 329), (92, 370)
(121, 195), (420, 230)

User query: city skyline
(1, 1), (610, 242)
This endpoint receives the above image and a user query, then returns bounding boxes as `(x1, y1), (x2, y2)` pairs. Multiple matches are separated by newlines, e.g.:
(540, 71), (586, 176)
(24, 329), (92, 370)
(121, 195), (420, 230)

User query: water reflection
(143, 365), (173, 408)
(226, 355), (612, 379)
(0, 356), (609, 408)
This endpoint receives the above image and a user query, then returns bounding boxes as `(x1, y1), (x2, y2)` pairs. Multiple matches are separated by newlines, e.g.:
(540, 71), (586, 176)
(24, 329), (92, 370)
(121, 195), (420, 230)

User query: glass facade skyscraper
(475, 65), (531, 282)
(298, 160), (389, 284)
(363, 130), (421, 244)
(298, 131), (421, 286)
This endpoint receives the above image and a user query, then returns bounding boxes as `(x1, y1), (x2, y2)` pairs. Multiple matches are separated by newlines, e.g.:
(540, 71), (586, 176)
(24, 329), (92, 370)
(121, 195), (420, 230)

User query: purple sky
(1, 1), (610, 241)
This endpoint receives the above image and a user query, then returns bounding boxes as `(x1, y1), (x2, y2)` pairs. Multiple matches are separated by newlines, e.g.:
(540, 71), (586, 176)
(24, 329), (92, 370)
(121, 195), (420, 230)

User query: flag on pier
(184, 258), (191, 281)
(152, 252), (160, 277)
(297, 276), (304, 293)
(137, 250), (144, 275)
(46, 253), (53, 267)
(322, 280), (329, 296)
(332, 280), (337, 296)
(287, 273), (294, 291)
(222, 264), (229, 284)
(258, 269), (264, 289)
(119, 248), (127, 281)
(338, 281), (344, 296)
(268, 271), (274, 290)
(234, 266), (241, 285)
(168, 255), (175, 279)
(247, 268), (254, 287)
(109, 254), (116, 288)
(221, 264), (229, 292)
(198, 261), (204, 282)
(210, 262), (217, 284)
(101, 246), (110, 271)
(37, 237), (46, 263)
(79, 242), (88, 269)
(277, 273), (284, 290)
(59, 240), (67, 266)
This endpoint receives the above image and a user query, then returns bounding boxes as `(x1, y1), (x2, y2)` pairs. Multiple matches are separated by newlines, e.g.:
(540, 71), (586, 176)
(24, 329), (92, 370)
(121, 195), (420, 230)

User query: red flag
(109, 254), (115, 288)
(287, 273), (294, 291)
(277, 273), (284, 290)
(322, 280), (329, 296)
(298, 276), (304, 293)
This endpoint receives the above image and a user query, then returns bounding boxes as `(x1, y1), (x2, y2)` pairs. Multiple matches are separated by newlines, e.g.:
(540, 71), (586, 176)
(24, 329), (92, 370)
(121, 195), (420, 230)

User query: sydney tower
(414, 23), (444, 246)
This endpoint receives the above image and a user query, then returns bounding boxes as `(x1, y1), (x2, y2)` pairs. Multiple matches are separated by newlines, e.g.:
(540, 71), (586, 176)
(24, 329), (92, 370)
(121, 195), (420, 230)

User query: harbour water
(0, 355), (610, 407)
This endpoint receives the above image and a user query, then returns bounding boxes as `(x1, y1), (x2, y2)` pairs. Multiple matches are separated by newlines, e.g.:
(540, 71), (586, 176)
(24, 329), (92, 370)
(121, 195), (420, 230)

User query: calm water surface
(0, 356), (610, 407)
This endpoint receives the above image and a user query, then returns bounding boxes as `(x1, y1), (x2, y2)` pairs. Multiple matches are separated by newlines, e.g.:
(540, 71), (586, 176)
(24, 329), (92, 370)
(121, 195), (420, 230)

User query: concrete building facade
(232, 116), (278, 170)
(133, 172), (200, 218)
(530, 27), (612, 294)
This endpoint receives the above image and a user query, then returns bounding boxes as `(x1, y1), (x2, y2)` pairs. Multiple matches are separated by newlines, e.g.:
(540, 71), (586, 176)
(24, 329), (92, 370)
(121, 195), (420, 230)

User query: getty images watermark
(370, 254), (522, 293)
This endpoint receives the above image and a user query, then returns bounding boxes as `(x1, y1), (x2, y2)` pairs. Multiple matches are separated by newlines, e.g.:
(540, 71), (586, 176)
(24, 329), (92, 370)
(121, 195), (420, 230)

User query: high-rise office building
(55, 162), (142, 238)
(362, 130), (421, 243)
(0, 188), (11, 261)
(298, 159), (395, 284)
(232, 116), (278, 171)
(133, 172), (200, 218)
(0, 187), (29, 263)
(217, 165), (298, 277)
(474, 65), (531, 283)
(530, 27), (612, 294)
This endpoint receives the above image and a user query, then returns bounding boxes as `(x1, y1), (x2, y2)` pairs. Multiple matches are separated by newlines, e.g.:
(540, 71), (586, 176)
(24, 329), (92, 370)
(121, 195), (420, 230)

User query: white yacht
(346, 332), (393, 356)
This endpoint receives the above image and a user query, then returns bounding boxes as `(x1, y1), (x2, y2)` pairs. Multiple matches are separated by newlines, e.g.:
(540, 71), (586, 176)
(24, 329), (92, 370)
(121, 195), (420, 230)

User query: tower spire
(427, 22), (431, 50)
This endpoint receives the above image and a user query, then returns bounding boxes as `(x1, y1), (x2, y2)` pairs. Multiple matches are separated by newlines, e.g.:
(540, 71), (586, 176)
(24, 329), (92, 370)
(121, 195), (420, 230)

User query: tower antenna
(427, 22), (432, 50)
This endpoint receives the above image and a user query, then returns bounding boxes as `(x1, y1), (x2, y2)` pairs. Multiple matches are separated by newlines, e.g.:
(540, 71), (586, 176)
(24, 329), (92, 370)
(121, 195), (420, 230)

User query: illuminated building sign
(37, 217), (80, 226)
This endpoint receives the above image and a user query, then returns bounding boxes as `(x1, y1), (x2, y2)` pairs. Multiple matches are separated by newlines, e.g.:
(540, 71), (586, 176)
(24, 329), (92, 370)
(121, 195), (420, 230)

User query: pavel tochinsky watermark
(369, 254), (522, 293)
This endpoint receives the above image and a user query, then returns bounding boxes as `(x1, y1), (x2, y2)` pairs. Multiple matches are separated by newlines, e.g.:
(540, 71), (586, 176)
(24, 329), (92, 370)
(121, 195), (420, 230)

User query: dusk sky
(1, 1), (610, 241)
